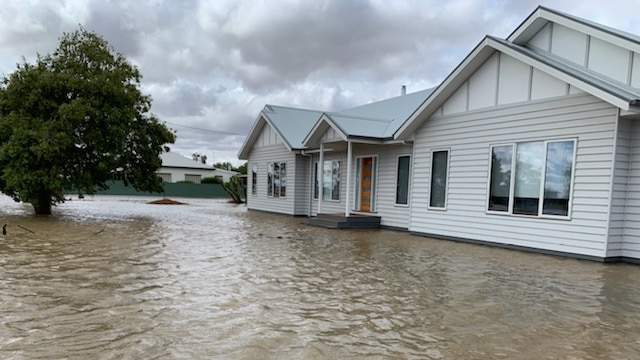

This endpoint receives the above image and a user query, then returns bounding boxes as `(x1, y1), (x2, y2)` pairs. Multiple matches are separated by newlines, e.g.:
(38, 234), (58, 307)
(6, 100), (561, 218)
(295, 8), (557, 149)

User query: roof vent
(401, 85), (406, 95)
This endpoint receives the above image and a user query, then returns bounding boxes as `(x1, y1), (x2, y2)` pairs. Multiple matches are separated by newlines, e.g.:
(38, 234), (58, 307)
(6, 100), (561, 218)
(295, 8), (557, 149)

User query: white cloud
(2, 0), (640, 166)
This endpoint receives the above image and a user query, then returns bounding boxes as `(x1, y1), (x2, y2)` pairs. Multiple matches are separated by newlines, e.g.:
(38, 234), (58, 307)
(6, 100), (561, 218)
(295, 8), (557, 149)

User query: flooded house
(238, 6), (640, 263)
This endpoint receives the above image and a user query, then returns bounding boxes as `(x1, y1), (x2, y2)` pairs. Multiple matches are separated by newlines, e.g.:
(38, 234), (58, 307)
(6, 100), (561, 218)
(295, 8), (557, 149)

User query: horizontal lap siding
(608, 118), (631, 257)
(623, 120), (640, 259)
(247, 144), (297, 215)
(294, 154), (311, 216)
(410, 94), (617, 258)
(352, 144), (413, 229)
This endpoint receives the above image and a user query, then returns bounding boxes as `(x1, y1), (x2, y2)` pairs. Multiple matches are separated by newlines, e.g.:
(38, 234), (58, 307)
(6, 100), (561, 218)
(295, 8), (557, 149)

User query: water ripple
(1, 195), (640, 359)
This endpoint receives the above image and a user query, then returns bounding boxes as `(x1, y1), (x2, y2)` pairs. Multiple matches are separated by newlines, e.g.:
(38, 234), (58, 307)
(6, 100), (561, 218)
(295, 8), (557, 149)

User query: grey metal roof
(161, 151), (213, 169)
(330, 88), (435, 138)
(261, 105), (325, 149)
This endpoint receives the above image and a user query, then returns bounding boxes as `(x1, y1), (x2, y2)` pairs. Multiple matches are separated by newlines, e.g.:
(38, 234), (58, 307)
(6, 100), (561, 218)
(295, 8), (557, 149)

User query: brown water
(1, 195), (639, 359)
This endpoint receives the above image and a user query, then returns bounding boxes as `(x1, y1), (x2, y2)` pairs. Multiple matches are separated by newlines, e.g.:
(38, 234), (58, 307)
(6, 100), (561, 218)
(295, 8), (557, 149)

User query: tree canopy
(0, 28), (175, 214)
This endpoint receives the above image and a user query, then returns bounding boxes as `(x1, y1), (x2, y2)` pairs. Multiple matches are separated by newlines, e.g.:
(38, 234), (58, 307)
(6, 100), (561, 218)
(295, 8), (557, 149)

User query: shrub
(201, 177), (222, 184)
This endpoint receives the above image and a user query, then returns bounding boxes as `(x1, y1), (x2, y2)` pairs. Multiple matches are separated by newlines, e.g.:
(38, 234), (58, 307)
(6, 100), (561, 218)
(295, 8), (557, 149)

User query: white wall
(411, 93), (618, 258)
(608, 118), (632, 257)
(622, 119), (640, 259)
(158, 167), (218, 183)
(351, 143), (414, 229)
(247, 124), (299, 215)
(440, 53), (580, 116)
(528, 22), (640, 89)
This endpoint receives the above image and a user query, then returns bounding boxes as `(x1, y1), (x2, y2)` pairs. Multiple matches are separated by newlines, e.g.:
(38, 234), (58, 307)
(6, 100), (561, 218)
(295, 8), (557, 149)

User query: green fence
(74, 180), (230, 199)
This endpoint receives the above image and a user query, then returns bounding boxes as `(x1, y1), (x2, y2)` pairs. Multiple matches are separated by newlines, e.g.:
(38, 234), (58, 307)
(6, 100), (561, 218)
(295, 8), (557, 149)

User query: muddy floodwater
(1, 196), (640, 359)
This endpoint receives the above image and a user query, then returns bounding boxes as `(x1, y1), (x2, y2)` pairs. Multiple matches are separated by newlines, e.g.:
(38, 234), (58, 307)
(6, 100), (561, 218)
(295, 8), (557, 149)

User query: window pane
(273, 163), (280, 197)
(280, 163), (286, 197)
(488, 145), (512, 212)
(332, 160), (341, 200)
(514, 142), (543, 215)
(323, 161), (332, 200)
(543, 141), (574, 216)
(251, 170), (257, 195)
(267, 163), (274, 196)
(313, 162), (319, 199)
(396, 156), (410, 205)
(429, 151), (448, 208)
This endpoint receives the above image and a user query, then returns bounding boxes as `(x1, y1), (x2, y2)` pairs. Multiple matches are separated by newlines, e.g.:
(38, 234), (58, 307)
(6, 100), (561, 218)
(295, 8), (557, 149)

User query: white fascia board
(395, 38), (497, 139)
(237, 113), (267, 160)
(509, 7), (640, 54)
(261, 112), (294, 152)
(302, 113), (348, 147)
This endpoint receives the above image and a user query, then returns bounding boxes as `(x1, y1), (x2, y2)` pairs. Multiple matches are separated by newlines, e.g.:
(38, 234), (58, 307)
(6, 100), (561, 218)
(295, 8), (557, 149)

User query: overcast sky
(1, 0), (639, 166)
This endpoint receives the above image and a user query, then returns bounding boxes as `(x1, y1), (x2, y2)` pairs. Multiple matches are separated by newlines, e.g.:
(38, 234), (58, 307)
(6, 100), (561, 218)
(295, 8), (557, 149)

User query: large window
(267, 162), (286, 198)
(322, 160), (340, 201)
(487, 139), (575, 217)
(396, 155), (411, 205)
(429, 150), (449, 209)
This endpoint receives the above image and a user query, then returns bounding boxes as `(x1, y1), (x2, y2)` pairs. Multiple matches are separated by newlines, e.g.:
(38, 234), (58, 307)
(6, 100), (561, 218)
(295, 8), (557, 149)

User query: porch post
(345, 141), (352, 217)
(318, 142), (324, 214)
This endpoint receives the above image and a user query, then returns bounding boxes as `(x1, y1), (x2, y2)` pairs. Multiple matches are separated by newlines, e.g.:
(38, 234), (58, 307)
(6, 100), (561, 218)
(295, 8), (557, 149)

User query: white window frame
(312, 161), (320, 200)
(395, 154), (412, 207)
(486, 138), (577, 219)
(428, 149), (450, 210)
(322, 159), (341, 202)
(185, 174), (201, 183)
(251, 165), (257, 195)
(267, 162), (286, 198)
(157, 173), (172, 183)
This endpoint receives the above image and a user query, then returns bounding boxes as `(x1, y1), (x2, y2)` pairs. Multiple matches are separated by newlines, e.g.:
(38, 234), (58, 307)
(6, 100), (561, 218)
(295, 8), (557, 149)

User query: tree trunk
(33, 193), (52, 215)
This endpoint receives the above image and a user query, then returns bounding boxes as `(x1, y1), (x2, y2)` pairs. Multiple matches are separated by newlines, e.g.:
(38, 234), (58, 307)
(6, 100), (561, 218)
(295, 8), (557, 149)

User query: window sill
(427, 206), (447, 211)
(485, 210), (572, 221)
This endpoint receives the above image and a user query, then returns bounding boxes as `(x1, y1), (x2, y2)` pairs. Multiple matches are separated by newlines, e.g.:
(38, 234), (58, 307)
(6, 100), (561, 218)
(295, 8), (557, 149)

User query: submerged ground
(1, 195), (639, 359)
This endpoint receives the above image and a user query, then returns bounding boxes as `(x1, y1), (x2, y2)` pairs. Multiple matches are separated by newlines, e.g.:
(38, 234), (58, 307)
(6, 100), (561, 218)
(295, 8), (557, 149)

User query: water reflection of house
(159, 151), (238, 183)
(238, 6), (640, 263)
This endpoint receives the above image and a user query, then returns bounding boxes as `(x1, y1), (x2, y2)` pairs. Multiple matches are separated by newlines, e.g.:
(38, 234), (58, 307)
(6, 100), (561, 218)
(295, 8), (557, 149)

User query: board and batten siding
(528, 22), (640, 89)
(351, 144), (414, 229)
(623, 120), (640, 259)
(246, 123), (299, 215)
(410, 93), (618, 258)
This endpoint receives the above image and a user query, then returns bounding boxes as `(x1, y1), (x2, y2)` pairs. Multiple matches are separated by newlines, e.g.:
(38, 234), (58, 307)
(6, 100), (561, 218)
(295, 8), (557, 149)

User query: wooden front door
(360, 157), (373, 212)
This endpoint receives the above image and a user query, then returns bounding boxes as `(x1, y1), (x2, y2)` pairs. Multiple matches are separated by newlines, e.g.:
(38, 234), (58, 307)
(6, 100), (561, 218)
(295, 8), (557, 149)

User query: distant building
(159, 152), (238, 183)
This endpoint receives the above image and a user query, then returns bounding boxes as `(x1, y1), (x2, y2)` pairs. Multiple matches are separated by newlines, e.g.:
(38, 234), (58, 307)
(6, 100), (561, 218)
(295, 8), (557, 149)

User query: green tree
(213, 161), (233, 171)
(0, 28), (175, 214)
(236, 161), (247, 175)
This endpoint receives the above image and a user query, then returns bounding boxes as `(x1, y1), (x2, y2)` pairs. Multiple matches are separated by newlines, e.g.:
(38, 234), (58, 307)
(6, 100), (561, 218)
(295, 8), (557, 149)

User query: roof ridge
(328, 112), (394, 123)
(264, 104), (325, 113)
(338, 87), (435, 113)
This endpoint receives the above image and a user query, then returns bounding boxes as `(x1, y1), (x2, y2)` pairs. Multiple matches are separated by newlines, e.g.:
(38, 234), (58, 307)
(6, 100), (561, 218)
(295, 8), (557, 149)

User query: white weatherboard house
(238, 6), (640, 263)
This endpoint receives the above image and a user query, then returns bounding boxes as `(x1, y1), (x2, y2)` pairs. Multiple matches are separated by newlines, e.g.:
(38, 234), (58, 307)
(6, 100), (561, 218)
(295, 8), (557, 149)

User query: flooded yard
(1, 195), (639, 359)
